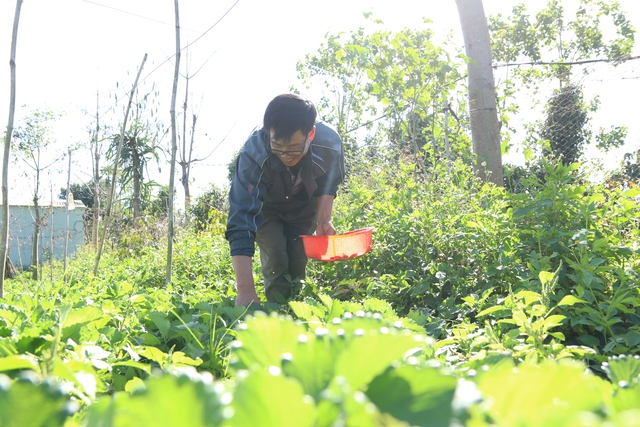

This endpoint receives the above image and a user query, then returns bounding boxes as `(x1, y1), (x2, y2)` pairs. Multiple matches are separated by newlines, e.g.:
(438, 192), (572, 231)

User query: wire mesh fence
(499, 58), (640, 185)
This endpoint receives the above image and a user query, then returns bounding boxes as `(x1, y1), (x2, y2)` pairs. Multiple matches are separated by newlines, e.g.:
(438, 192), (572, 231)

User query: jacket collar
(270, 151), (317, 198)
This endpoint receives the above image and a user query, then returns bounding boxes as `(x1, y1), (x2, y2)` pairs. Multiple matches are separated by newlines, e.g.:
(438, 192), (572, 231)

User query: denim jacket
(225, 122), (344, 256)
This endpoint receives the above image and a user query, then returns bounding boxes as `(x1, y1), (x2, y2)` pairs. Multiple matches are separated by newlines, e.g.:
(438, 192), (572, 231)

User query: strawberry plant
(0, 150), (639, 425)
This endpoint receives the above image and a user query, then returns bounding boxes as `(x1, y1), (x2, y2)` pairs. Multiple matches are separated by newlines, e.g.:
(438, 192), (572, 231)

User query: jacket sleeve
(225, 140), (269, 257)
(313, 124), (345, 197)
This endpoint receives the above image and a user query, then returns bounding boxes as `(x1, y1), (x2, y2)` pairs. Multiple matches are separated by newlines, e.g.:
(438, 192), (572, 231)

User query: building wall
(4, 203), (86, 269)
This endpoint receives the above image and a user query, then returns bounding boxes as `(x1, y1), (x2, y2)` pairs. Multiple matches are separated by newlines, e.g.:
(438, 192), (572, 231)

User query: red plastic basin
(301, 227), (373, 262)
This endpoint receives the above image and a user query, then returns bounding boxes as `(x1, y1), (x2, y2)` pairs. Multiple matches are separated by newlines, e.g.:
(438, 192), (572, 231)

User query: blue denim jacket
(225, 122), (345, 256)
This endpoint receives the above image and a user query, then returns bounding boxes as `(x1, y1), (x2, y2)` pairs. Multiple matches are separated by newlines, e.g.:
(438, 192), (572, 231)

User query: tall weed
(506, 160), (640, 358)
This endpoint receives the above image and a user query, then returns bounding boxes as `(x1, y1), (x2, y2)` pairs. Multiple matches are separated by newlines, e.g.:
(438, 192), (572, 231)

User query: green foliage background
(2, 154), (640, 426)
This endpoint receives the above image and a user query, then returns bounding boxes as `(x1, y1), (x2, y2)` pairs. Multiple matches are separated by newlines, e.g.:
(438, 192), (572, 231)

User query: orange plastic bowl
(301, 227), (373, 262)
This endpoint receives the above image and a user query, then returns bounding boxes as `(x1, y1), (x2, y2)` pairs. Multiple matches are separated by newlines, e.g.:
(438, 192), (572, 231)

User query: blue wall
(3, 202), (86, 268)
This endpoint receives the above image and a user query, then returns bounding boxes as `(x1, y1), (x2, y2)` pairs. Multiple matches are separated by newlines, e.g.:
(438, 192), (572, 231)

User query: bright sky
(1, 0), (639, 206)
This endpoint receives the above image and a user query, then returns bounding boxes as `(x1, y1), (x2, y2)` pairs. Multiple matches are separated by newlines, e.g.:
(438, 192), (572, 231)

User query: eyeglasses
(269, 134), (308, 157)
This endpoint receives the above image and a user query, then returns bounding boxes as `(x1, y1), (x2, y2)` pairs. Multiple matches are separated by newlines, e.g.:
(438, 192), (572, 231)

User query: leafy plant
(0, 373), (78, 427)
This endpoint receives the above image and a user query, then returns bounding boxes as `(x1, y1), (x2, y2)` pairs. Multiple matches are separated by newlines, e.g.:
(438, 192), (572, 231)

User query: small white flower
(571, 229), (586, 240)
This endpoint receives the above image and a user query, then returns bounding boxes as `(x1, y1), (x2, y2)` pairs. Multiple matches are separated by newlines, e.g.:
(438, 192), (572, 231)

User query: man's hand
(315, 195), (336, 236)
(235, 289), (261, 306)
(232, 255), (260, 306)
(316, 220), (336, 236)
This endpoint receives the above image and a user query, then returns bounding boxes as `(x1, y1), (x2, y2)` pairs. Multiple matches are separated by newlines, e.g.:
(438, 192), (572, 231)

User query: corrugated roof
(0, 200), (86, 209)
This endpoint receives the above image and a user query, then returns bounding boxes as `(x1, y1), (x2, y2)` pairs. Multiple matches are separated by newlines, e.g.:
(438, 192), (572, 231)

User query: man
(226, 94), (345, 305)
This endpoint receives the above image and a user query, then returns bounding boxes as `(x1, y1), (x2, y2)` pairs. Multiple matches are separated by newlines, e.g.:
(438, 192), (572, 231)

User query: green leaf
(512, 206), (535, 218)
(578, 334), (601, 348)
(288, 302), (321, 323)
(169, 352), (202, 367)
(334, 331), (426, 391)
(622, 188), (640, 198)
(229, 314), (307, 372)
(515, 291), (542, 305)
(610, 387), (640, 413)
(62, 305), (107, 342)
(603, 356), (640, 387)
(139, 333), (162, 346)
(592, 238), (608, 252)
(318, 294), (343, 320)
(149, 311), (171, 341)
(365, 366), (457, 427)
(319, 376), (391, 426)
(137, 346), (168, 366)
(0, 355), (39, 372)
(84, 371), (225, 427)
(539, 270), (556, 286)
(124, 377), (146, 394)
(111, 361), (152, 374)
(543, 315), (566, 330)
(477, 305), (508, 317)
(0, 309), (25, 326)
(626, 332), (640, 348)
(588, 257), (606, 267)
(476, 360), (605, 426)
(281, 332), (343, 402)
(557, 295), (586, 307)
(229, 370), (316, 427)
(363, 298), (395, 316)
(0, 374), (77, 427)
(616, 246), (634, 256)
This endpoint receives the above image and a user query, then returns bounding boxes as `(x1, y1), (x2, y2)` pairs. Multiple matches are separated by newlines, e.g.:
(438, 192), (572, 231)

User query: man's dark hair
(263, 93), (317, 143)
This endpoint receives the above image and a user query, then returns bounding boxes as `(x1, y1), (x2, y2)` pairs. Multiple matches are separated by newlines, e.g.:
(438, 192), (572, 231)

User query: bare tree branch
(494, 55), (640, 68)
(94, 53), (148, 275)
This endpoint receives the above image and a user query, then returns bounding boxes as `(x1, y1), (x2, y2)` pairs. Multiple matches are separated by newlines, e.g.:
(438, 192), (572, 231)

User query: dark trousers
(256, 201), (317, 303)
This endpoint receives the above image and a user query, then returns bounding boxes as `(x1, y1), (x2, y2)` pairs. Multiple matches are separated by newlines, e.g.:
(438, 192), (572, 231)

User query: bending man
(225, 94), (345, 305)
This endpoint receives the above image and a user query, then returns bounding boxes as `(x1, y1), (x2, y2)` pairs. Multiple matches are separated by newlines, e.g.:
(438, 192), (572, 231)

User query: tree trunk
(31, 183), (40, 280)
(181, 113), (196, 215)
(180, 74), (191, 218)
(63, 150), (71, 276)
(1, 0), (23, 298)
(49, 186), (54, 282)
(132, 144), (141, 218)
(455, 0), (503, 186)
(167, 0), (181, 285)
(182, 165), (191, 214)
(180, 72), (189, 216)
(4, 253), (16, 279)
(92, 93), (101, 248)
